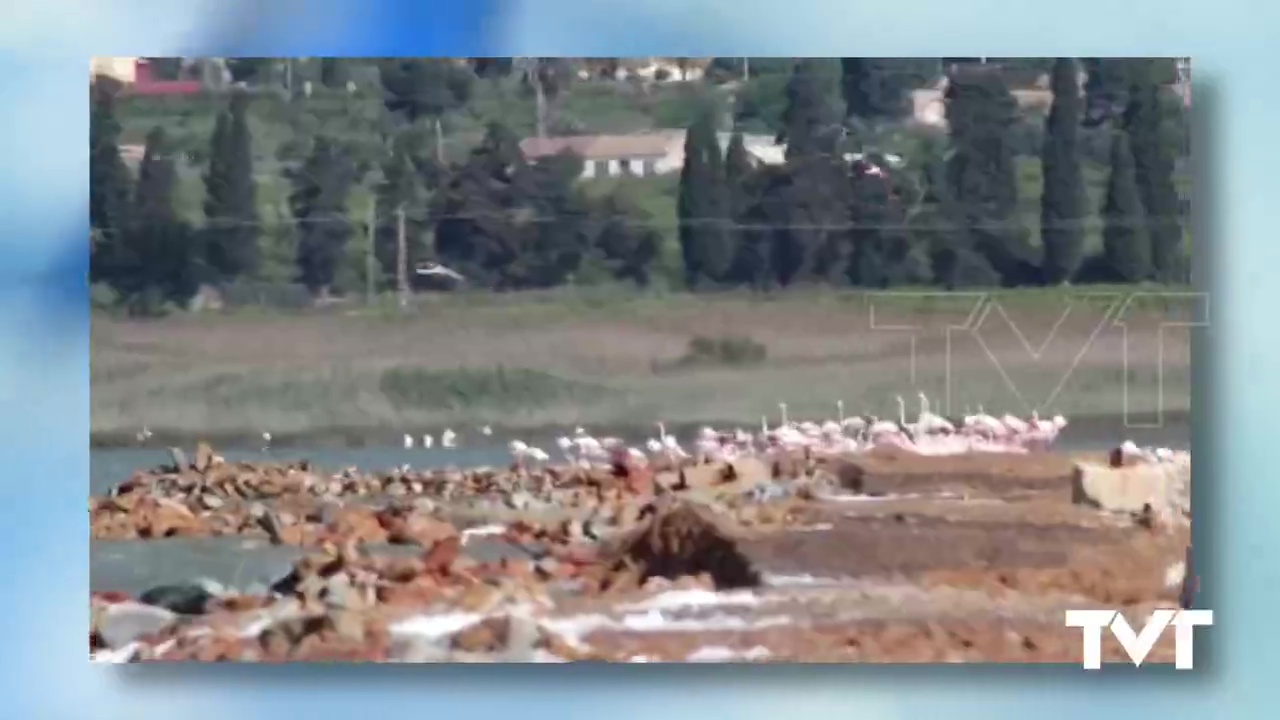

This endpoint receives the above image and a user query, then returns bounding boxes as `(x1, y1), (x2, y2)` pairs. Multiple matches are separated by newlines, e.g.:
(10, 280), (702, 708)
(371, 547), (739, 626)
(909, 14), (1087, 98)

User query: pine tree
(89, 80), (132, 286)
(289, 136), (357, 296)
(1102, 131), (1152, 282)
(1040, 58), (1087, 284)
(1123, 60), (1183, 283)
(676, 107), (730, 288)
(203, 91), (260, 281)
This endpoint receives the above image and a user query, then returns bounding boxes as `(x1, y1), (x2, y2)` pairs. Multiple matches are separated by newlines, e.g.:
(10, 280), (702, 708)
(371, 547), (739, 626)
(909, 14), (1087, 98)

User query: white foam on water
(461, 524), (507, 543)
(824, 491), (967, 503)
(686, 644), (772, 662)
(389, 611), (486, 640)
(91, 642), (140, 663)
(822, 492), (923, 503)
(763, 572), (848, 587)
(541, 610), (794, 645)
(618, 589), (762, 612)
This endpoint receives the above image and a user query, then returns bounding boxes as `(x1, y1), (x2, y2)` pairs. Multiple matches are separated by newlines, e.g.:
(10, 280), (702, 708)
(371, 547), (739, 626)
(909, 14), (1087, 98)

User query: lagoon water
(89, 417), (1191, 596)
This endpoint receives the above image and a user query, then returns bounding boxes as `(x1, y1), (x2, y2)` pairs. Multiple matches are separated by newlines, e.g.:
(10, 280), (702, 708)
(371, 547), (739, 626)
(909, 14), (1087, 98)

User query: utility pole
(433, 117), (445, 164)
(365, 198), (376, 306)
(526, 58), (548, 138)
(395, 204), (408, 309)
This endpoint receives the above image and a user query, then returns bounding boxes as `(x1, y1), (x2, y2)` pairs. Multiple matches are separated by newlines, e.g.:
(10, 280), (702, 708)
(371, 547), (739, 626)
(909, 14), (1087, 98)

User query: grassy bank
(91, 287), (1195, 446)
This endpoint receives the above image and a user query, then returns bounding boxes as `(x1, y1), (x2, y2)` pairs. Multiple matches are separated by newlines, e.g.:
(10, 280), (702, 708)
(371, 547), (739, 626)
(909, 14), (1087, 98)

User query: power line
(92, 209), (1187, 238)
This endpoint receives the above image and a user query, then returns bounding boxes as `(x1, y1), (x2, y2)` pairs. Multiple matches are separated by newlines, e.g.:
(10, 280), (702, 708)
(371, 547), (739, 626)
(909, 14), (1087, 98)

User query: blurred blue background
(1, 0), (1270, 716)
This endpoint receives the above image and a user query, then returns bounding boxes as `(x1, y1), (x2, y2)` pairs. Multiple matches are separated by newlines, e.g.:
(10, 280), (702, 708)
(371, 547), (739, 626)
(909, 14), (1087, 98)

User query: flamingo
(661, 433), (688, 460)
(895, 395), (918, 437)
(1001, 412), (1029, 438)
(867, 415), (898, 438)
(555, 436), (576, 463)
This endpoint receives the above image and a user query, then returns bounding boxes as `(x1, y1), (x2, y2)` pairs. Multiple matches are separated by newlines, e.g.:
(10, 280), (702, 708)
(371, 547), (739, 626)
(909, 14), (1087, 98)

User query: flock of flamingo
(498, 393), (1070, 470)
(134, 393), (1075, 467)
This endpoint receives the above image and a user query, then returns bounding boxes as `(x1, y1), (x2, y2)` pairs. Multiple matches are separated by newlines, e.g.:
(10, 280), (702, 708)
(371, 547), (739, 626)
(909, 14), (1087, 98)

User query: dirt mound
(608, 500), (761, 590)
(837, 448), (1079, 497)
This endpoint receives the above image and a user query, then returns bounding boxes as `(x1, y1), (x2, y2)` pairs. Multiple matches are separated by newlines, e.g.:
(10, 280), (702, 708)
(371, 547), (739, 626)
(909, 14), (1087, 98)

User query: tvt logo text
(1064, 609), (1213, 669)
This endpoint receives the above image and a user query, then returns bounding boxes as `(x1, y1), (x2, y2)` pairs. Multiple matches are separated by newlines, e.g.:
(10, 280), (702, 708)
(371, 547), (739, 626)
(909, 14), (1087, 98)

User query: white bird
(836, 400), (845, 424)
(841, 416), (867, 433)
(403, 434), (415, 449)
(778, 402), (790, 428)
(526, 447), (550, 463)
(440, 429), (457, 448)
(868, 416), (899, 438)
(1002, 413), (1029, 435)
(508, 439), (529, 458)
(135, 426), (153, 443)
(422, 434), (434, 449)
(415, 262), (467, 282)
(895, 396), (917, 436)
(480, 425), (493, 436)
(645, 438), (663, 455)
(261, 432), (272, 451)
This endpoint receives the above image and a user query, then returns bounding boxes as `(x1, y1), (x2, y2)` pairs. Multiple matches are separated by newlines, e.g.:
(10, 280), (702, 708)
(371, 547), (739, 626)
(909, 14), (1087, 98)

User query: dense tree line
(89, 57), (1189, 313)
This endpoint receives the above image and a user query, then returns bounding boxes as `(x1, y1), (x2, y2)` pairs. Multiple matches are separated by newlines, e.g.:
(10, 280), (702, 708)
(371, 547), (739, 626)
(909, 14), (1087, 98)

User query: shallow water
(88, 418), (1190, 495)
(89, 418), (1190, 597)
(90, 534), (534, 596)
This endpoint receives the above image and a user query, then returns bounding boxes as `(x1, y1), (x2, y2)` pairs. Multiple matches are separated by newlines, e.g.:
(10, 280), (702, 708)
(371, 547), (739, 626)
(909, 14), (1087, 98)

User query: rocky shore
(90, 443), (1193, 663)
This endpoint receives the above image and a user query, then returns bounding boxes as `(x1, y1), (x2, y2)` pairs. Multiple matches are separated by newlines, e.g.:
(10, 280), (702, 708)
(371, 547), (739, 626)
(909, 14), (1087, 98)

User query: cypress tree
(1123, 61), (1183, 283)
(1040, 58), (1087, 284)
(723, 132), (757, 286)
(89, 80), (132, 287)
(290, 136), (357, 296)
(840, 59), (926, 122)
(1101, 131), (1151, 282)
(127, 126), (202, 308)
(203, 91), (260, 281)
(945, 67), (1033, 285)
(1082, 58), (1133, 126)
(779, 59), (843, 160)
(677, 107), (730, 288)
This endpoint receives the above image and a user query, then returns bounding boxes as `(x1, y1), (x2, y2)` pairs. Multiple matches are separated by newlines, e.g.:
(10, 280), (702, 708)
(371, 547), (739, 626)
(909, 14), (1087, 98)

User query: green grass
(91, 287), (1194, 445)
